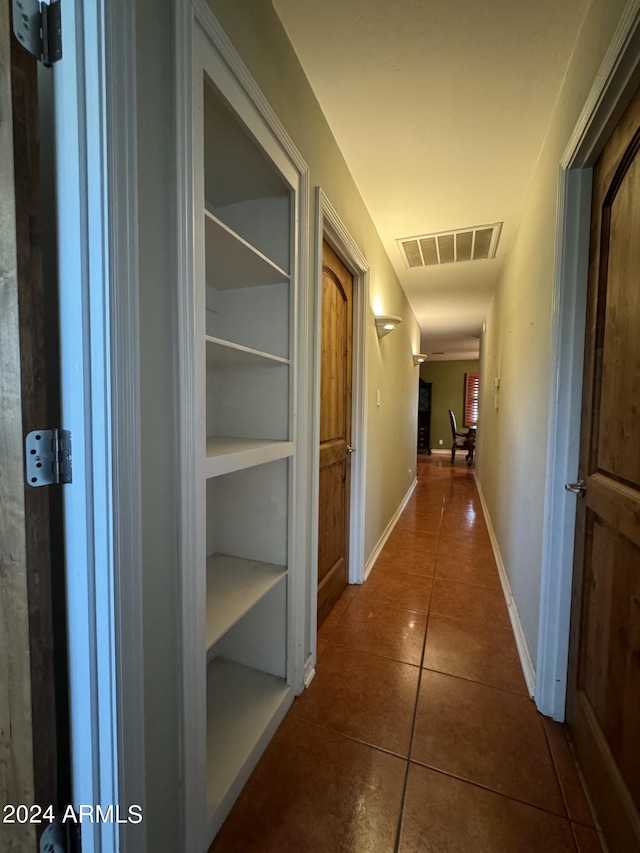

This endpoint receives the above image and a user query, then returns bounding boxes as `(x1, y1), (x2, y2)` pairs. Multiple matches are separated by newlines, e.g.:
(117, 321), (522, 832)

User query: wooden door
(566, 84), (640, 851)
(1, 6), (67, 846)
(317, 241), (353, 627)
(417, 379), (432, 453)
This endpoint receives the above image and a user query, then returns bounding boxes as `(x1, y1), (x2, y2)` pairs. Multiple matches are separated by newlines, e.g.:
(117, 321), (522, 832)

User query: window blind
(464, 372), (479, 427)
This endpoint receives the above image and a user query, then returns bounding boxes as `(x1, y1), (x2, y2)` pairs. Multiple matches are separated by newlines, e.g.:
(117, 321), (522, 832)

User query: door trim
(54, 1), (145, 848)
(309, 188), (369, 675)
(537, 0), (640, 720)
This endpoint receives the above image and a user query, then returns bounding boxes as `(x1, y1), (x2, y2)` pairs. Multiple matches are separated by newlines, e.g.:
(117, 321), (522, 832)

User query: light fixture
(375, 314), (402, 337)
(413, 353), (428, 365)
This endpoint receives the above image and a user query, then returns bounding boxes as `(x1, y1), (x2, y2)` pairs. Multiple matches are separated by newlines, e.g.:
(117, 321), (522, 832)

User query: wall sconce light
(413, 354), (428, 365)
(375, 314), (402, 337)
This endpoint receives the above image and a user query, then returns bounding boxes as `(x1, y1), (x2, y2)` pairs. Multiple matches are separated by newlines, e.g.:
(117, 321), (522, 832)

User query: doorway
(536, 8), (640, 724)
(311, 189), (369, 660)
(317, 241), (354, 626)
(565, 82), (640, 852)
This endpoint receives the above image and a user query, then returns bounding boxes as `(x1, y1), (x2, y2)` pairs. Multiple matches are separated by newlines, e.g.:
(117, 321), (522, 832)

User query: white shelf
(205, 208), (289, 289)
(206, 555), (286, 653)
(206, 336), (289, 367)
(206, 658), (291, 818)
(205, 437), (293, 478)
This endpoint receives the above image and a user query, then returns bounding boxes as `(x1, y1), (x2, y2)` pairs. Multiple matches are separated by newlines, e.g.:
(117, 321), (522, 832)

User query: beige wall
(475, 0), (628, 664)
(420, 359), (479, 448)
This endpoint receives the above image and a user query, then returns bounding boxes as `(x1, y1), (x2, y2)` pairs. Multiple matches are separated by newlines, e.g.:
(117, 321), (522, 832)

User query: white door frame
(54, 1), (144, 848)
(309, 188), (369, 673)
(537, 0), (640, 720)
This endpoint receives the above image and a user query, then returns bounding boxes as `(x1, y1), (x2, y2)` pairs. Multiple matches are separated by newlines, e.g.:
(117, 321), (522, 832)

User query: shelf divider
(206, 659), (292, 833)
(206, 335), (289, 367)
(205, 207), (289, 290)
(205, 437), (294, 478)
(206, 555), (286, 654)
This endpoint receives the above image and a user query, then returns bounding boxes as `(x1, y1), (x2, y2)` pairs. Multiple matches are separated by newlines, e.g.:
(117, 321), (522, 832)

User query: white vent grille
(397, 223), (502, 269)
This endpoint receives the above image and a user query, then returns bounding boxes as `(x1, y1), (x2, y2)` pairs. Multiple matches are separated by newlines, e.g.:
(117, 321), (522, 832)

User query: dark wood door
(417, 379), (431, 453)
(317, 241), (353, 627)
(0, 7), (67, 846)
(566, 84), (640, 852)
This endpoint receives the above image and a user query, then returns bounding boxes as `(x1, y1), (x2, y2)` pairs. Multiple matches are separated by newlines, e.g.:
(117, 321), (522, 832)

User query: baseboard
(363, 477), (418, 581)
(303, 656), (316, 690)
(474, 475), (537, 698)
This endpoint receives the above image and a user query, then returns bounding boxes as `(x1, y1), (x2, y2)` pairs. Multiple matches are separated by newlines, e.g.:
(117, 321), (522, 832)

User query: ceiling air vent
(397, 222), (502, 269)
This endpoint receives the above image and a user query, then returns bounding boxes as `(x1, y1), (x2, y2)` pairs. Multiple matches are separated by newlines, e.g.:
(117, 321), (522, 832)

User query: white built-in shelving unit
(186, 13), (308, 849)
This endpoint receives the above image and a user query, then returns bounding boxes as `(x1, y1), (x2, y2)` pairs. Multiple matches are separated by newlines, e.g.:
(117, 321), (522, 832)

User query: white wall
(475, 0), (629, 670)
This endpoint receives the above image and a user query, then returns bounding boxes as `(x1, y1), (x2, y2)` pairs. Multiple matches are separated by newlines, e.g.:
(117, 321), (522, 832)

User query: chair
(449, 409), (475, 466)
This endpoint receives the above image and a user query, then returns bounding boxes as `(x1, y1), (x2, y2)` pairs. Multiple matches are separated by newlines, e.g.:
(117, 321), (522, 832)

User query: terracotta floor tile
(434, 549), (501, 589)
(438, 531), (493, 556)
(341, 583), (359, 601)
(317, 584), (358, 642)
(331, 597), (427, 665)
(405, 493), (444, 510)
(394, 514), (442, 535)
(543, 718), (595, 826)
(292, 642), (419, 756)
(386, 526), (440, 554)
(374, 546), (437, 578)
(572, 823), (604, 853)
(355, 569), (433, 612)
(210, 716), (405, 853)
(430, 578), (511, 629)
(412, 671), (565, 815)
(423, 614), (528, 695)
(399, 764), (576, 853)
(440, 524), (490, 544)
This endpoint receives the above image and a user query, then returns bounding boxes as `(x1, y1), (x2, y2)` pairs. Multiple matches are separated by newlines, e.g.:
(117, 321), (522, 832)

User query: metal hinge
(26, 429), (72, 486)
(12, 0), (62, 67)
(565, 479), (586, 497)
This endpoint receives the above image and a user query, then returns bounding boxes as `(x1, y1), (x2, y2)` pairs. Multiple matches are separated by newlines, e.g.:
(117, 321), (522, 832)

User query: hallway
(210, 455), (602, 852)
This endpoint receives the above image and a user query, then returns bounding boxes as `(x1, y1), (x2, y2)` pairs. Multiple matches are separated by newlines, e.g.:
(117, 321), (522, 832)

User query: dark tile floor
(211, 454), (603, 852)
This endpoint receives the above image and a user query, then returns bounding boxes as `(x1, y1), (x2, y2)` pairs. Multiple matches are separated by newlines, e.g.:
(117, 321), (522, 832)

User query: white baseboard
(363, 477), (418, 580)
(474, 475), (537, 698)
(303, 656), (316, 690)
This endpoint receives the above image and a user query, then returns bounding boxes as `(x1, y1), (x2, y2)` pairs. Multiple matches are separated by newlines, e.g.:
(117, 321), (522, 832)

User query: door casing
(308, 188), (369, 683)
(52, 1), (145, 849)
(537, 0), (640, 720)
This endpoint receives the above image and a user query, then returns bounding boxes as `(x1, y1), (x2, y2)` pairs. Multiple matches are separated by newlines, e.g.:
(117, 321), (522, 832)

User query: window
(464, 372), (479, 427)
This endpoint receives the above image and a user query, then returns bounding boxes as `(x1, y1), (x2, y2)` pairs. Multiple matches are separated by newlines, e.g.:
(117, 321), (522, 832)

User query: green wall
(420, 360), (479, 449)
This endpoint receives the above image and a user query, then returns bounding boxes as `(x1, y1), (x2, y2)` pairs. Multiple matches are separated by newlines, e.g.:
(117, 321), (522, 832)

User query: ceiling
(272, 0), (590, 359)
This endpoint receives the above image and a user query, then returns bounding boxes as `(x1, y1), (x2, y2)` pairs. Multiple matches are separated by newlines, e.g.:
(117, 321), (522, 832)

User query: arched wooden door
(317, 241), (353, 627)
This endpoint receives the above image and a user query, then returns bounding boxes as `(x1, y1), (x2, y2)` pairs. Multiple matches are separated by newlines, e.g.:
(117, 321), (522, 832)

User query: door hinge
(564, 479), (586, 497)
(26, 429), (72, 486)
(12, 0), (62, 67)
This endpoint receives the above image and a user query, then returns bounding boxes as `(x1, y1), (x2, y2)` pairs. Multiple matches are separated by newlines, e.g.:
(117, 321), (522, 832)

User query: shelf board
(206, 555), (286, 652)
(205, 207), (289, 289)
(206, 658), (291, 820)
(205, 437), (293, 478)
(206, 336), (289, 367)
